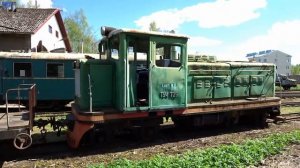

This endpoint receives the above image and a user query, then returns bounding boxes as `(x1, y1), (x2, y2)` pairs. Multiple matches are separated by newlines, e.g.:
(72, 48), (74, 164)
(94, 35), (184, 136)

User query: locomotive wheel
(256, 112), (268, 128)
(141, 126), (159, 141)
(13, 133), (32, 150)
(172, 117), (192, 129)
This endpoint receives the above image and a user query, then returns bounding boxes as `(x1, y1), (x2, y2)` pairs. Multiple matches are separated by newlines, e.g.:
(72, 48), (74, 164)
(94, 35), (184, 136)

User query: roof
(0, 8), (72, 52)
(246, 50), (274, 58)
(246, 50), (292, 58)
(0, 52), (98, 60)
(226, 61), (275, 67)
(188, 61), (274, 67)
(0, 8), (55, 33)
(108, 28), (189, 39)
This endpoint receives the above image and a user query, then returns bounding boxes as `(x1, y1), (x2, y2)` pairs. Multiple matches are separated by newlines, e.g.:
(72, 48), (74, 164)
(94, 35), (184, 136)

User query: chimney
(11, 1), (16, 12)
(1, 2), (17, 12)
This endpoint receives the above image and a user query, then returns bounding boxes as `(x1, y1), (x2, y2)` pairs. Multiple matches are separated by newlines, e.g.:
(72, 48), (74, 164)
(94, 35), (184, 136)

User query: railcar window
(14, 63), (32, 77)
(155, 44), (181, 67)
(47, 63), (64, 78)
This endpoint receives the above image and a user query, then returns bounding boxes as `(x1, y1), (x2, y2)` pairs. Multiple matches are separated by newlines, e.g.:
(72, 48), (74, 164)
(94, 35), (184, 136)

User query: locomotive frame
(67, 27), (281, 148)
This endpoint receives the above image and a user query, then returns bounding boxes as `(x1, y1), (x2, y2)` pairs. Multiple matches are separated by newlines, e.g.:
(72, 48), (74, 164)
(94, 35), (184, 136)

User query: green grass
(281, 106), (300, 114)
(89, 131), (300, 168)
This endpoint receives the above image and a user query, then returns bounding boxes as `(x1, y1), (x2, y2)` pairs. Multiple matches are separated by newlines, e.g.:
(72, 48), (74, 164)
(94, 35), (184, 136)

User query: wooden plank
(0, 104), (26, 109)
(0, 112), (29, 130)
(72, 97), (281, 123)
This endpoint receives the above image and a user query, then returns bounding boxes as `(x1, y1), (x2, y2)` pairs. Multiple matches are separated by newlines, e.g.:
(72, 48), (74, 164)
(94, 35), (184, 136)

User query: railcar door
(149, 37), (187, 109)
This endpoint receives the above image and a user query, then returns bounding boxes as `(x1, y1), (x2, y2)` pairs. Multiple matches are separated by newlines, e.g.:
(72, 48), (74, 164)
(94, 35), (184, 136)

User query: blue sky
(22, 0), (300, 64)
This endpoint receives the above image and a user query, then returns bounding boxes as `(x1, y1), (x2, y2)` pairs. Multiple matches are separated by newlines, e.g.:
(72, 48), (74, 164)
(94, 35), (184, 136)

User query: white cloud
(188, 36), (223, 54)
(200, 20), (300, 64)
(19, 0), (53, 8)
(135, 9), (183, 31)
(236, 20), (300, 64)
(135, 0), (267, 31)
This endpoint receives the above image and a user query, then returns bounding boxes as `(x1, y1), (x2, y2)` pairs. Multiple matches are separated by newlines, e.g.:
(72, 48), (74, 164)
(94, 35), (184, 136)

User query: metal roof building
(246, 50), (292, 76)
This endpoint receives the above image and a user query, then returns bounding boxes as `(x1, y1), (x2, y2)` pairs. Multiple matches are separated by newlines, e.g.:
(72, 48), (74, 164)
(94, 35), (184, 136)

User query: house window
(14, 63), (32, 77)
(274, 59), (277, 62)
(263, 58), (267, 62)
(55, 31), (59, 38)
(48, 25), (52, 34)
(47, 63), (64, 78)
(258, 59), (261, 62)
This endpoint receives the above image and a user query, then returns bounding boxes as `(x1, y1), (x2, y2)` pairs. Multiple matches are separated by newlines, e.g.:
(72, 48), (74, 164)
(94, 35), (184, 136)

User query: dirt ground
(254, 143), (300, 168)
(1, 119), (300, 168)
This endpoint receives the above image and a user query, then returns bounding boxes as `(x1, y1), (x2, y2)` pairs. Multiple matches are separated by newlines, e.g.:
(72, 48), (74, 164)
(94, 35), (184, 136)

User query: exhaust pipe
(101, 26), (116, 36)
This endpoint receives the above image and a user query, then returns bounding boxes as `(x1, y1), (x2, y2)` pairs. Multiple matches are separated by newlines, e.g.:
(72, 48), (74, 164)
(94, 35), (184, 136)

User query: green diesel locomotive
(68, 27), (281, 148)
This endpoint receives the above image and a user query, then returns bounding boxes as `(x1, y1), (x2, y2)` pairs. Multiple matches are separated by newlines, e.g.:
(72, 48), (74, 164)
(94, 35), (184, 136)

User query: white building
(246, 50), (292, 76)
(0, 6), (72, 53)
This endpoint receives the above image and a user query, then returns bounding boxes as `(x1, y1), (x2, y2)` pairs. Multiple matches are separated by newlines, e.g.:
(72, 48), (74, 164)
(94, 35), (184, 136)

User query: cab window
(155, 44), (181, 67)
(110, 36), (119, 60)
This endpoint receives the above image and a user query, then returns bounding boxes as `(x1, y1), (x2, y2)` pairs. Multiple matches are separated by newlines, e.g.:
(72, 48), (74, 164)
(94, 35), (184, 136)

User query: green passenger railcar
(0, 52), (94, 108)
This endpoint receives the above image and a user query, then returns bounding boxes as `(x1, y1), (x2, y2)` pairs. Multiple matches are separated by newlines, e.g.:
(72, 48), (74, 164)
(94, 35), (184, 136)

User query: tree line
(63, 9), (97, 53)
(292, 65), (300, 75)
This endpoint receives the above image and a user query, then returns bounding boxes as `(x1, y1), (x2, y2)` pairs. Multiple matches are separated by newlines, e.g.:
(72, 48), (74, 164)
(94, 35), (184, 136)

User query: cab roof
(108, 28), (189, 39)
(0, 52), (98, 60)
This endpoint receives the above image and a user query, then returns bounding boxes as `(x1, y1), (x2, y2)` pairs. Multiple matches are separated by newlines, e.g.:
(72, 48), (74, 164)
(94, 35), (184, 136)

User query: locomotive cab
(74, 27), (188, 112)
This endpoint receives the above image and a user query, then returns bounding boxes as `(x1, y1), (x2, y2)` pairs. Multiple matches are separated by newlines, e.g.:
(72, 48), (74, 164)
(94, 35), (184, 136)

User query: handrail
(237, 70), (272, 72)
(189, 70), (231, 72)
(5, 84), (36, 130)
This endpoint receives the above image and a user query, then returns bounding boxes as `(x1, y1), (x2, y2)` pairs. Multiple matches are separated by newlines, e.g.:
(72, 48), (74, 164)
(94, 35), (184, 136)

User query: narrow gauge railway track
(281, 102), (300, 106)
(279, 112), (300, 121)
(275, 91), (300, 98)
(0, 139), (68, 161)
(2, 112), (299, 162)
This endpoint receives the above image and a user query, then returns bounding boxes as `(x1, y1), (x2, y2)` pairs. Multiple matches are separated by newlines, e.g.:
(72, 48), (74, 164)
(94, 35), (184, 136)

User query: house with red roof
(0, 5), (72, 53)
